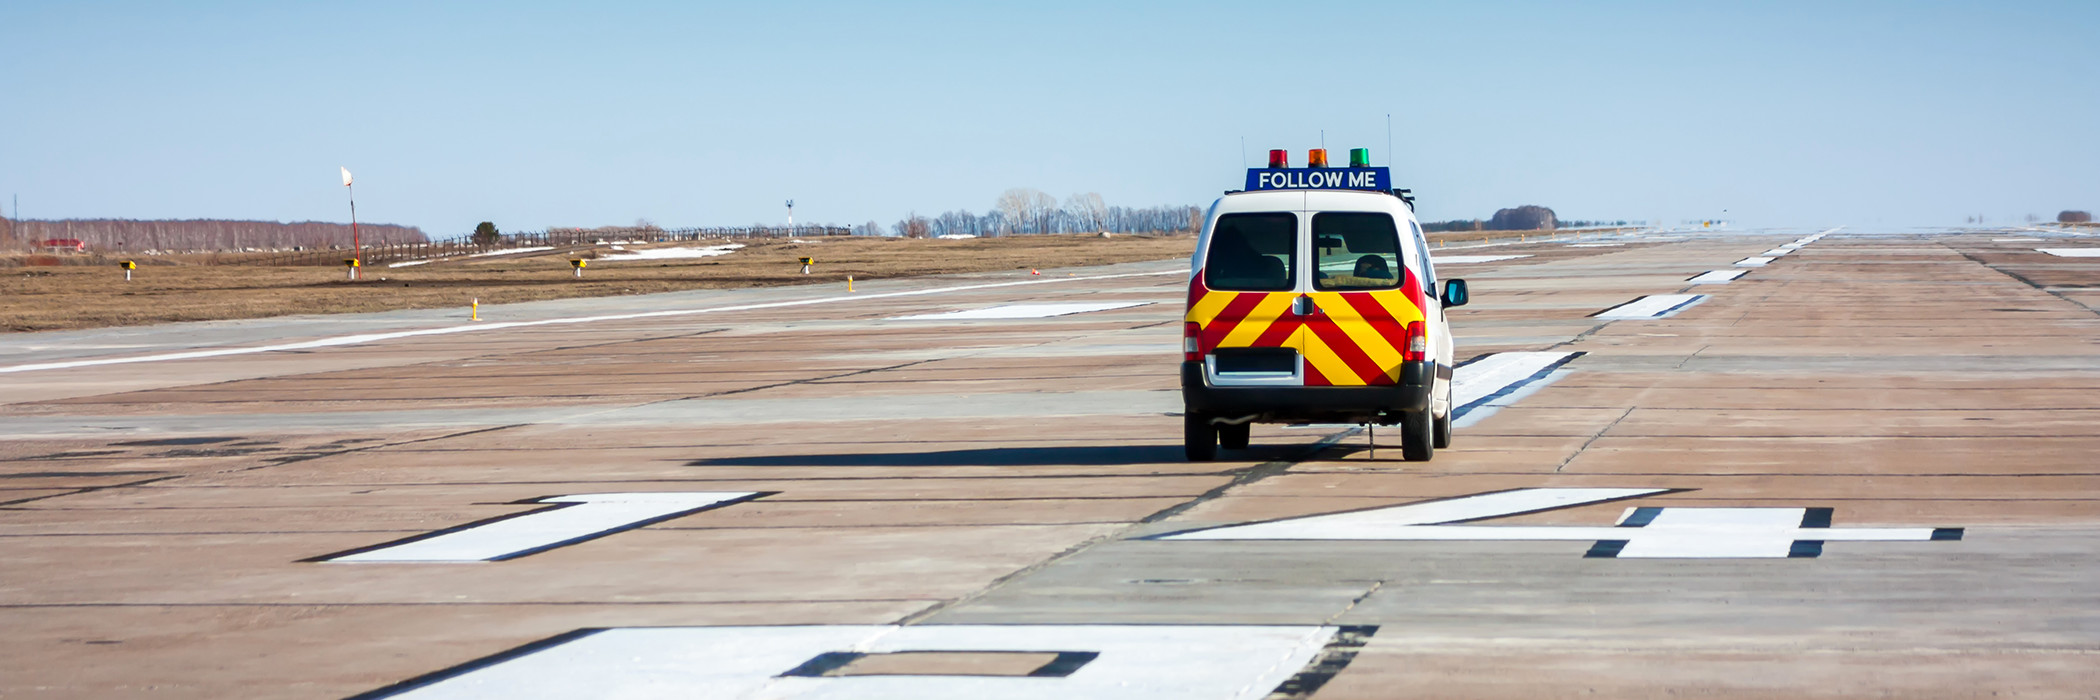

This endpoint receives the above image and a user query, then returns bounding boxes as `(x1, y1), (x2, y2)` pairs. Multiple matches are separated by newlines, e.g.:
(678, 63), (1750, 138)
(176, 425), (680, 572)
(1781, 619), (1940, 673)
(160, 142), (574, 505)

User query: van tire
(1185, 413), (1218, 461)
(1402, 409), (1435, 461)
(1219, 422), (1250, 450)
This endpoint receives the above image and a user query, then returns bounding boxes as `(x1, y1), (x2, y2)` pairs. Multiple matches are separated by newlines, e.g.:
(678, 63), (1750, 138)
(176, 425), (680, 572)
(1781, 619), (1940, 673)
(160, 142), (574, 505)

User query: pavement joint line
(1946, 240), (2100, 319)
(1552, 406), (1636, 474)
(0, 268), (1187, 374)
(889, 426), (1364, 627)
(0, 474), (183, 507)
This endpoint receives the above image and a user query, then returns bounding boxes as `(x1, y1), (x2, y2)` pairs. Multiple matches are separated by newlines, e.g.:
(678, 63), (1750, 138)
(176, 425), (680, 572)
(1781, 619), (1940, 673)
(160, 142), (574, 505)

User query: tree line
(856, 188), (1203, 238)
(0, 217), (427, 253)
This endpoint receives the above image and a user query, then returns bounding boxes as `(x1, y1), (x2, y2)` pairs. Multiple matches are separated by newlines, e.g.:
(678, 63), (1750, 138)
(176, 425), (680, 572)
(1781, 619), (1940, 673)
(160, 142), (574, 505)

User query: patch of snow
(599, 244), (745, 261)
(936, 234), (979, 240)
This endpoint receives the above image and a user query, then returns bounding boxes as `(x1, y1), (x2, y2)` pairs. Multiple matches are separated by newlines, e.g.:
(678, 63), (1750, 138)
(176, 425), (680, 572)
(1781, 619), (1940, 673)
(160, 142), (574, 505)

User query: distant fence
(240, 225), (852, 267)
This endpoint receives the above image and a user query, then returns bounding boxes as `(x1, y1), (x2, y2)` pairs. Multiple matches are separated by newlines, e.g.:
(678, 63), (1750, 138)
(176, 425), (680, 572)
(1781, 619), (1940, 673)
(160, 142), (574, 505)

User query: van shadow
(685, 444), (1305, 468)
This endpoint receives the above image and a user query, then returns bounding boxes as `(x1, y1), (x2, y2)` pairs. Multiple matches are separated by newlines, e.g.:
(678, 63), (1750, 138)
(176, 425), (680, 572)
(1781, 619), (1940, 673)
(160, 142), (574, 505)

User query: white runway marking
(1161, 488), (1960, 559)
(1595, 294), (1708, 319)
(2037, 248), (2100, 257)
(0, 269), (1185, 374)
(1994, 238), (2041, 242)
(1433, 254), (1531, 264)
(1450, 351), (1581, 427)
(362, 624), (1340, 699)
(1761, 248), (1792, 256)
(1687, 270), (1747, 284)
(323, 492), (760, 563)
(888, 302), (1149, 320)
(1735, 256), (1775, 266)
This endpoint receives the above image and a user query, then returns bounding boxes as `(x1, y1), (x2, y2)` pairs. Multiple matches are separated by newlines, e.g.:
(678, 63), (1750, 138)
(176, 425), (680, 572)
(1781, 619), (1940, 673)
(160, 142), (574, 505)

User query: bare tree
(995, 188), (1038, 234)
(1063, 192), (1107, 232)
(1028, 190), (1058, 234)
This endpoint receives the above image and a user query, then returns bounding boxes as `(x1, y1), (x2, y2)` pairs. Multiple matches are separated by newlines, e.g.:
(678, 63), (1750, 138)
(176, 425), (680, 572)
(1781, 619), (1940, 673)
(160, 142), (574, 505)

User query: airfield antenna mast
(1385, 114), (1393, 168)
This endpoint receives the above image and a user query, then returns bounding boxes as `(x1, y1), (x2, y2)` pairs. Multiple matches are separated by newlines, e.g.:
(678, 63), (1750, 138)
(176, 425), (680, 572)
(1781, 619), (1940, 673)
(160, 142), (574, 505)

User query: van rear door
(1300, 211), (1426, 386)
(1190, 212), (1303, 385)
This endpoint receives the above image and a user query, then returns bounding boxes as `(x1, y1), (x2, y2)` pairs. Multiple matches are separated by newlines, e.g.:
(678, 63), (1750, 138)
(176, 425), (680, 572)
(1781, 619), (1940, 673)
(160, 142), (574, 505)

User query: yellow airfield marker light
(119, 260), (136, 281)
(471, 298), (480, 321)
(344, 258), (360, 281)
(847, 275), (855, 292)
(799, 257), (815, 275)
(570, 259), (586, 278)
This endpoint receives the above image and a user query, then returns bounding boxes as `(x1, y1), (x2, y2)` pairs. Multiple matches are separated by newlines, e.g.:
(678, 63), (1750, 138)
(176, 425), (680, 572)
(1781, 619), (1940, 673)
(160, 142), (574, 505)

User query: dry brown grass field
(0, 227), (1632, 333)
(0, 235), (1198, 332)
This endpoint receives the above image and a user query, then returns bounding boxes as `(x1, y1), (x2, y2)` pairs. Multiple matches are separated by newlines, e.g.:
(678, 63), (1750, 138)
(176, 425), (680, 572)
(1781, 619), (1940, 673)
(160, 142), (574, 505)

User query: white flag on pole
(341, 167), (354, 187)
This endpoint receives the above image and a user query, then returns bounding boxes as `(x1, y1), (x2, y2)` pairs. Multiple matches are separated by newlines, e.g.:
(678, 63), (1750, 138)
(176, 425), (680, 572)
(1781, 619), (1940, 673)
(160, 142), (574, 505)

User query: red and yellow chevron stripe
(1185, 270), (1428, 386)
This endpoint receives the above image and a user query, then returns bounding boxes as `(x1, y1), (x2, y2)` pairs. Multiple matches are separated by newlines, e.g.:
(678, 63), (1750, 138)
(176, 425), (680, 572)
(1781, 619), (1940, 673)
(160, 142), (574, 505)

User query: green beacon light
(1349, 148), (1371, 167)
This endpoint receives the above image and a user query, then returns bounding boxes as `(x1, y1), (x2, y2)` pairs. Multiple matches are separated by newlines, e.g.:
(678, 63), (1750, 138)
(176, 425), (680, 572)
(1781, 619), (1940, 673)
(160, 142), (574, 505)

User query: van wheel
(1184, 413), (1218, 461)
(1219, 422), (1250, 450)
(1402, 409), (1435, 461)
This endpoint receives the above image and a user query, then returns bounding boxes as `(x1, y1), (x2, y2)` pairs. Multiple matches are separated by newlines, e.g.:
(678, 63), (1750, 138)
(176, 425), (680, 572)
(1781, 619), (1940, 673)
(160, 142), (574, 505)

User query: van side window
(1204, 213), (1297, 291)
(1312, 212), (1403, 291)
(1410, 220), (1435, 294)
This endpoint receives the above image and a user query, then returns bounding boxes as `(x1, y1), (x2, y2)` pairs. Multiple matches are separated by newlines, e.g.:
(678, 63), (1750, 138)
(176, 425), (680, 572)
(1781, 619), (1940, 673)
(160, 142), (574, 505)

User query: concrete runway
(3, 230), (2098, 698)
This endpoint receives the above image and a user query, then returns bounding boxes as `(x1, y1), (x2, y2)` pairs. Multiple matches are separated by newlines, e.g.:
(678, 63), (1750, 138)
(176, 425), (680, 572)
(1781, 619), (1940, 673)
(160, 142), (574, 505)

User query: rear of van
(1181, 189), (1460, 461)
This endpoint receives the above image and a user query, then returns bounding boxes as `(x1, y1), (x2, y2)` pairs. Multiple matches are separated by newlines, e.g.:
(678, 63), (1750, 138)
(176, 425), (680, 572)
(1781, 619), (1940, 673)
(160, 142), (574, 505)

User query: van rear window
(1313, 212), (1403, 291)
(1204, 213), (1297, 291)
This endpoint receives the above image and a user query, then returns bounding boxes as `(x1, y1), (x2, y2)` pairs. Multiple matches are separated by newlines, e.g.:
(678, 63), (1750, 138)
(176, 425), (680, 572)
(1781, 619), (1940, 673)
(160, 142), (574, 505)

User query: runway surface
(4, 229), (2098, 698)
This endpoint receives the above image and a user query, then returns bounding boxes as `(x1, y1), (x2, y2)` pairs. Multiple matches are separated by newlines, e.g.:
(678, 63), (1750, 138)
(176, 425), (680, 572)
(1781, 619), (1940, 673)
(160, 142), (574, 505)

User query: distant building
(41, 238), (86, 253)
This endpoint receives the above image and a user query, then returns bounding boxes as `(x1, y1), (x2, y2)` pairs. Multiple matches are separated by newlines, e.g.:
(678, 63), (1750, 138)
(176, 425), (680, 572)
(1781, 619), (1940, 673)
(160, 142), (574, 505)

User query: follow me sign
(1244, 167), (1391, 192)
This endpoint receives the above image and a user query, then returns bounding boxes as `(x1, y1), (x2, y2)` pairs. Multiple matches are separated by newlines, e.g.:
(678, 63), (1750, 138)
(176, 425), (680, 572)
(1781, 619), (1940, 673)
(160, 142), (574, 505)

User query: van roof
(1213, 189), (1418, 217)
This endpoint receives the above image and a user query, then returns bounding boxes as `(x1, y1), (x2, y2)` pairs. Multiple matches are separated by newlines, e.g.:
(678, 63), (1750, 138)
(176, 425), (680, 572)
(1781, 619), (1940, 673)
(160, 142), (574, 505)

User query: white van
(1182, 147), (1468, 461)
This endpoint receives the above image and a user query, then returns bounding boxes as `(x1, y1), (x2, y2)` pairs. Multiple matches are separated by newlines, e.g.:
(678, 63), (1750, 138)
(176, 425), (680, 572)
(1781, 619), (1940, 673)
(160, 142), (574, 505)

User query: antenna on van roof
(1385, 114), (1393, 169)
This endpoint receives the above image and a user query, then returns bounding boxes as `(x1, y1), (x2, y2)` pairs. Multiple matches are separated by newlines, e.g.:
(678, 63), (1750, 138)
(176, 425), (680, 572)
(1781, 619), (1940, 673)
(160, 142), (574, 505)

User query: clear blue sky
(3, 1), (2095, 235)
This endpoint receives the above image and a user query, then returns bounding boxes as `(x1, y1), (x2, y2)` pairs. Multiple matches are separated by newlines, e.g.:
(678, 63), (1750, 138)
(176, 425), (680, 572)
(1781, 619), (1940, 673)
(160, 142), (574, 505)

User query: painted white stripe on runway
(1595, 294), (1707, 319)
(1761, 248), (1792, 256)
(364, 624), (1337, 700)
(0, 269), (1186, 374)
(1735, 256), (1774, 266)
(888, 301), (1148, 320)
(326, 492), (758, 563)
(2038, 248), (2100, 257)
(1994, 238), (2041, 242)
(1164, 488), (1668, 541)
(1451, 352), (1580, 413)
(1162, 488), (1950, 559)
(1688, 269), (1747, 284)
(1433, 254), (1531, 264)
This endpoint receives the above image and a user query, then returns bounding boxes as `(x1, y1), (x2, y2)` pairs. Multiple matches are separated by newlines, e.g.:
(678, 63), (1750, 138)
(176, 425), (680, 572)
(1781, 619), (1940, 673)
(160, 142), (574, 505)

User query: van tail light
(1184, 322), (1203, 362)
(1401, 321), (1426, 361)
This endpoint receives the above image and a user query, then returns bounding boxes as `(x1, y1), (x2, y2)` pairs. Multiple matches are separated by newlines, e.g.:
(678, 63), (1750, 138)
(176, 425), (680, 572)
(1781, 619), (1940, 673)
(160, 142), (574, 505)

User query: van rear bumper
(1182, 360), (1435, 422)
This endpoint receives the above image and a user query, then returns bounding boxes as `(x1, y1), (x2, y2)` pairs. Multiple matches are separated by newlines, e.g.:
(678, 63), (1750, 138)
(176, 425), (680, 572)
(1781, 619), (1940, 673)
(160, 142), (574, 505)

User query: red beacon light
(1307, 148), (1329, 168)
(1267, 149), (1288, 168)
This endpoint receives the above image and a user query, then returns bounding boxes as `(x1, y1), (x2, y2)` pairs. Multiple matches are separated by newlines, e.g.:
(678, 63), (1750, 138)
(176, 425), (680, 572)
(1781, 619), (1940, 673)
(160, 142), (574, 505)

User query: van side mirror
(1441, 279), (1469, 307)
